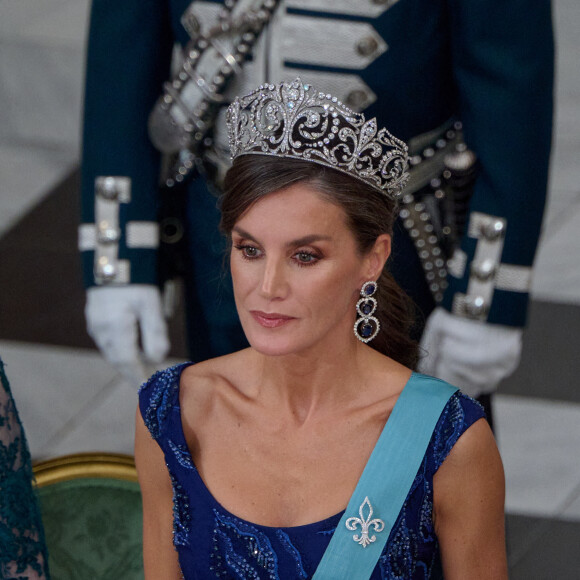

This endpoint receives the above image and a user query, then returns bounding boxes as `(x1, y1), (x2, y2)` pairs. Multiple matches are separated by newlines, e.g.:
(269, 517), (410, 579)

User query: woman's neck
(246, 339), (382, 426)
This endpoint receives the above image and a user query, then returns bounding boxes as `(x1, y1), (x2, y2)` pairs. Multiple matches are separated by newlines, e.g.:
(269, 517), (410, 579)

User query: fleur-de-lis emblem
(345, 496), (385, 548)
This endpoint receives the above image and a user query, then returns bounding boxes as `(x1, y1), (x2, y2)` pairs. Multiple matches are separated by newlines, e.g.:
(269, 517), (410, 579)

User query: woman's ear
(362, 234), (391, 281)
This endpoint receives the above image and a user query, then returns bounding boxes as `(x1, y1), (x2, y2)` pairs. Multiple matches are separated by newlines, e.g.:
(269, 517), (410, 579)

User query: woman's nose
(259, 259), (289, 299)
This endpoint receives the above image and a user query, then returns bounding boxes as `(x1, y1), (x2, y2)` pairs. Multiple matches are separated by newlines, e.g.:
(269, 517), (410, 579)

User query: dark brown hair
(220, 155), (418, 369)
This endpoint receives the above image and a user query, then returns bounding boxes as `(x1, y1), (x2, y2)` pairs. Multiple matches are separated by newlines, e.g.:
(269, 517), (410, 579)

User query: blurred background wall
(0, 0), (579, 577)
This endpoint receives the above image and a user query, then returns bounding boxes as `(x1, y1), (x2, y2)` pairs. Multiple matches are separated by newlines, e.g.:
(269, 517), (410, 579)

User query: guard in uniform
(80, 0), (554, 409)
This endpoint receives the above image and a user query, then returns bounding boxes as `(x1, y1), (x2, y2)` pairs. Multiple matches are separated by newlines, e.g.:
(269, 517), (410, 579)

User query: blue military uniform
(80, 0), (553, 361)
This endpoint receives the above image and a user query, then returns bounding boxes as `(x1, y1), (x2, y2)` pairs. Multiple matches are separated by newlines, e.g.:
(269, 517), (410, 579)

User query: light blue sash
(313, 373), (458, 579)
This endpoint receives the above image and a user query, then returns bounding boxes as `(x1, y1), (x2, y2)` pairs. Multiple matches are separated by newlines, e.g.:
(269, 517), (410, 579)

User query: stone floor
(1, 1), (579, 578)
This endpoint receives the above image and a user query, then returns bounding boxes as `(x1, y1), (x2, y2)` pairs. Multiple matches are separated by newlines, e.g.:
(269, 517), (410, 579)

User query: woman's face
(230, 182), (387, 357)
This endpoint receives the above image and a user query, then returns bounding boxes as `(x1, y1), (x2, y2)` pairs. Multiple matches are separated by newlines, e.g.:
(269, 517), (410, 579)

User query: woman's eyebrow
(232, 228), (332, 248)
(286, 234), (333, 247)
(231, 226), (258, 242)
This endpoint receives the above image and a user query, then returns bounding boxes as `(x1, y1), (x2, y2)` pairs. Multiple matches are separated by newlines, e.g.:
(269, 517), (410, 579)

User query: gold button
(356, 36), (379, 57)
(346, 89), (369, 109)
(464, 296), (488, 317)
(480, 219), (505, 240)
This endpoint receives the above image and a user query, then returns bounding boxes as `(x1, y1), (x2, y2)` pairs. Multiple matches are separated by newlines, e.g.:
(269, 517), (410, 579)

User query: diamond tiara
(226, 78), (409, 198)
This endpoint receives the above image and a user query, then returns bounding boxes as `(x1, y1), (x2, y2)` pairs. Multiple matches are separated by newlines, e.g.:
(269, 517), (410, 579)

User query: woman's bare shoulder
(181, 348), (253, 381)
(365, 348), (413, 399)
(346, 349), (414, 422)
(179, 349), (254, 406)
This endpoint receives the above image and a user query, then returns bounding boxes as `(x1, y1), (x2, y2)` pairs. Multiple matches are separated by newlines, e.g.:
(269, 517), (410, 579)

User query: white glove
(85, 285), (170, 386)
(418, 307), (523, 397)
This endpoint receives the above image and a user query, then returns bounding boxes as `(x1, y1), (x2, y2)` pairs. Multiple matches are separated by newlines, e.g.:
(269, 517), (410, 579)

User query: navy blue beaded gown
(139, 363), (484, 579)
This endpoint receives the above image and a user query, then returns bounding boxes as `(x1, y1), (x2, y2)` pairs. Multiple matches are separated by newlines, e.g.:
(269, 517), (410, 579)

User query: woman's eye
(294, 251), (318, 265)
(234, 244), (262, 259)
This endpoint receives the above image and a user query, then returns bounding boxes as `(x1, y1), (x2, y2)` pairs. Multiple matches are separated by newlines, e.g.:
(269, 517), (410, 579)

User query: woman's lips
(250, 311), (295, 328)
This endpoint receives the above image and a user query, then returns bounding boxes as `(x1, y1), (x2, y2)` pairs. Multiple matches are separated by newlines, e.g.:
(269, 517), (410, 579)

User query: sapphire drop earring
(354, 281), (380, 343)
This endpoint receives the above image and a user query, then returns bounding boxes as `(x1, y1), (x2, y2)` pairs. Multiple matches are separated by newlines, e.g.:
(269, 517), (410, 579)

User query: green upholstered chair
(34, 453), (144, 580)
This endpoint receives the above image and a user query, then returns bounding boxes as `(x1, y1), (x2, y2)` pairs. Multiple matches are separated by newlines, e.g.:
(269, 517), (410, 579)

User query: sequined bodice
(139, 363), (484, 579)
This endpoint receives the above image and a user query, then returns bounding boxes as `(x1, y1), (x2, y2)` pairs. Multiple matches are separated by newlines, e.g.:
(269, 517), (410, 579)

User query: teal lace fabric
(0, 358), (50, 579)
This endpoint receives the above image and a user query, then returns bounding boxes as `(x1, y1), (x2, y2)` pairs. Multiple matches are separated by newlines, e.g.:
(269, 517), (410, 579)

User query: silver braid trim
(226, 78), (409, 198)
